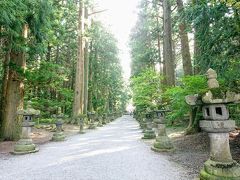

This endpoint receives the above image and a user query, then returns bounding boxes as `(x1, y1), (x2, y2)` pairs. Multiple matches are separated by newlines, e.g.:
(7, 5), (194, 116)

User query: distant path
(0, 115), (191, 180)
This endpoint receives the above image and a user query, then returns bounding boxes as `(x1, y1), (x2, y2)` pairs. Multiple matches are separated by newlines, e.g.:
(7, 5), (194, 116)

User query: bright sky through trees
(95, 0), (139, 80)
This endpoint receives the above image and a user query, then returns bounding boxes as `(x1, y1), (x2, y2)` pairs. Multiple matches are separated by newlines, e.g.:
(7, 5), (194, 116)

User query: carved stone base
(151, 135), (174, 152)
(142, 129), (156, 139)
(12, 139), (39, 155)
(52, 132), (66, 141)
(200, 159), (240, 180)
(97, 122), (103, 127)
(88, 123), (96, 129)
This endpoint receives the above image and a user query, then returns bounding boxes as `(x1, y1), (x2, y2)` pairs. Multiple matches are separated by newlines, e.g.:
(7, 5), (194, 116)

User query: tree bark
(46, 42), (51, 62)
(83, 40), (89, 114)
(163, 0), (175, 86)
(156, 16), (163, 75)
(177, 0), (193, 76)
(72, 1), (85, 117)
(88, 43), (95, 112)
(0, 25), (28, 140)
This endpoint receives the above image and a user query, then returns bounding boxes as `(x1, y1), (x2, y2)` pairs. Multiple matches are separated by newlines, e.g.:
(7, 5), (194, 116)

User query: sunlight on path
(0, 116), (191, 180)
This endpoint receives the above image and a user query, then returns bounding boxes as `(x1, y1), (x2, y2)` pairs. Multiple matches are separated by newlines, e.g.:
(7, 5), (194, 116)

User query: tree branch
(88, 9), (108, 16)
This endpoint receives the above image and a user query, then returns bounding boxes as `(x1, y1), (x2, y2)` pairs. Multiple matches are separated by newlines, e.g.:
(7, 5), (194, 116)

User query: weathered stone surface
(151, 118), (173, 152)
(151, 135), (174, 152)
(142, 129), (156, 139)
(200, 159), (240, 180)
(200, 120), (235, 133)
(207, 69), (219, 89)
(194, 69), (240, 179)
(202, 104), (229, 120)
(12, 138), (39, 155)
(79, 123), (85, 134)
(209, 133), (232, 162)
(185, 94), (198, 106)
(52, 132), (66, 141)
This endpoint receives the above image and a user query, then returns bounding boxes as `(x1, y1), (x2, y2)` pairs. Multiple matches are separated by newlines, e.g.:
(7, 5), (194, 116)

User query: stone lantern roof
(17, 101), (40, 116)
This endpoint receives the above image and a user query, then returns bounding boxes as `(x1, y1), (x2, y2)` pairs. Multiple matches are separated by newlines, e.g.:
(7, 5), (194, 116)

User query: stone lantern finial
(57, 107), (61, 115)
(207, 68), (219, 89)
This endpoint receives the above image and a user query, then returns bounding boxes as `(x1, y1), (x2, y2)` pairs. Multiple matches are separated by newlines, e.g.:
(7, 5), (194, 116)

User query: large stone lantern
(52, 107), (66, 141)
(192, 69), (240, 180)
(142, 113), (156, 139)
(151, 110), (174, 152)
(12, 101), (40, 155)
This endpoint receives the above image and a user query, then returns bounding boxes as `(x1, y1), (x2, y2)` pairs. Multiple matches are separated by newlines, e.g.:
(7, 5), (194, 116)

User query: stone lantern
(97, 115), (103, 127)
(88, 112), (96, 129)
(151, 110), (173, 152)
(198, 69), (240, 179)
(142, 113), (156, 139)
(102, 113), (107, 125)
(12, 101), (40, 155)
(78, 115), (85, 134)
(139, 114), (147, 132)
(52, 107), (66, 141)
(106, 113), (111, 123)
(110, 113), (114, 122)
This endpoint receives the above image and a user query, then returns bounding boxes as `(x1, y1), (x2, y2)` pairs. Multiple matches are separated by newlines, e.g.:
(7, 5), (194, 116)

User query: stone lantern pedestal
(151, 110), (174, 152)
(12, 102), (40, 155)
(88, 112), (96, 129)
(52, 108), (66, 141)
(142, 113), (156, 139)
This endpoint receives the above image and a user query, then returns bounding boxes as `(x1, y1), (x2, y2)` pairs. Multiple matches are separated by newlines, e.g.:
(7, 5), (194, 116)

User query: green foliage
(131, 68), (161, 112)
(88, 22), (129, 114)
(229, 104), (240, 126)
(36, 118), (55, 124)
(0, 0), (52, 52)
(184, 1), (240, 83)
(129, 0), (162, 76)
(25, 61), (73, 117)
(163, 75), (207, 125)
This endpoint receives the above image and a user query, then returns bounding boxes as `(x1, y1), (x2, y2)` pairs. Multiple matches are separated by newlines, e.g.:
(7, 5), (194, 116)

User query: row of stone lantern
(12, 106), (122, 155)
(140, 109), (174, 152)
(139, 69), (240, 179)
(87, 112), (121, 129)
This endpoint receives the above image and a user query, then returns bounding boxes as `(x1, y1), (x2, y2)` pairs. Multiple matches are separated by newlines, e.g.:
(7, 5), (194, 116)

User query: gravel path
(0, 115), (191, 180)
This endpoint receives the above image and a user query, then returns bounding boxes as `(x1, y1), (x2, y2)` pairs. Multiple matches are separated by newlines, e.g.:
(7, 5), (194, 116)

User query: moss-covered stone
(200, 159), (240, 180)
(151, 135), (174, 152)
(88, 123), (96, 129)
(12, 140), (39, 155)
(14, 144), (36, 152)
(52, 132), (65, 141)
(142, 130), (156, 139)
